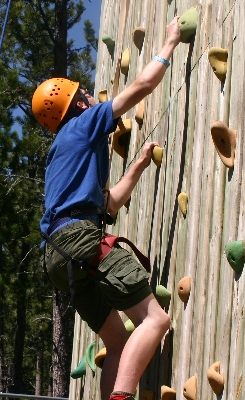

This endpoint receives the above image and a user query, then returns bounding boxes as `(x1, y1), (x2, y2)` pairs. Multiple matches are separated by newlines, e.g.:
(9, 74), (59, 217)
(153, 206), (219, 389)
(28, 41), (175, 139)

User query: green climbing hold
(155, 285), (171, 308)
(102, 34), (115, 55)
(85, 340), (96, 372)
(178, 7), (198, 43)
(124, 319), (135, 334)
(70, 355), (86, 379)
(225, 241), (245, 273)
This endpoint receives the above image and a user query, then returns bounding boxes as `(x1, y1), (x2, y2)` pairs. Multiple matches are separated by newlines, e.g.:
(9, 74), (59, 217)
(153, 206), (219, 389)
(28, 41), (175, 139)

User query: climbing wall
(69, 0), (245, 399)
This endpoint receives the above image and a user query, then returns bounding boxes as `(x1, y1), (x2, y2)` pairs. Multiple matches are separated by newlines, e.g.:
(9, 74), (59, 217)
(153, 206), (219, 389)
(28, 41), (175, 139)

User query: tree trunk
(54, 0), (67, 77)
(52, 290), (70, 397)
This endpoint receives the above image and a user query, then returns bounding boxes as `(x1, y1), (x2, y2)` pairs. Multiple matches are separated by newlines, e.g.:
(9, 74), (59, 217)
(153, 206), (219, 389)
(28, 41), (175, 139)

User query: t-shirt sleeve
(77, 100), (119, 146)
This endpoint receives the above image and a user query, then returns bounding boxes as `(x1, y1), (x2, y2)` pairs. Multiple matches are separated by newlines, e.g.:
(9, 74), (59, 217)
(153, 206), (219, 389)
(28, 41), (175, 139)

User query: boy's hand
(166, 16), (181, 45)
(138, 142), (160, 168)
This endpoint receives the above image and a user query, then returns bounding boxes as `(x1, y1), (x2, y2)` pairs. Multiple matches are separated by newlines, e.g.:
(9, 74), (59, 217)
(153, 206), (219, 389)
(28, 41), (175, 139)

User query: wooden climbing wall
(69, 0), (245, 399)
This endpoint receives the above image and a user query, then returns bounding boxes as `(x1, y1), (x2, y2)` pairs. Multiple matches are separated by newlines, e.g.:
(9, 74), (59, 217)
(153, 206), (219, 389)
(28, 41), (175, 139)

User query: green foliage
(0, 0), (98, 394)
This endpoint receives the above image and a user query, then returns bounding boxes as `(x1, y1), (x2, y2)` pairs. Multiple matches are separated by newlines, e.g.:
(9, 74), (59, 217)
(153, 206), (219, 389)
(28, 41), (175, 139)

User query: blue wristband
(153, 55), (170, 68)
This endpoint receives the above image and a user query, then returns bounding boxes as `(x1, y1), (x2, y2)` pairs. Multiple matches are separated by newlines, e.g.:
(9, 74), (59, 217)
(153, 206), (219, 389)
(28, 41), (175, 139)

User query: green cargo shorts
(41, 220), (152, 333)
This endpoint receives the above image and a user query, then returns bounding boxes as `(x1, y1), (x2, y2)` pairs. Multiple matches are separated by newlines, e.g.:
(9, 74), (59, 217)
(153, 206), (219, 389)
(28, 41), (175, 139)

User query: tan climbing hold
(210, 121), (236, 168)
(208, 47), (228, 82)
(178, 192), (188, 216)
(183, 375), (197, 400)
(140, 389), (154, 400)
(132, 27), (145, 50)
(98, 89), (108, 103)
(112, 119), (132, 158)
(161, 385), (176, 399)
(121, 48), (130, 75)
(178, 7), (198, 43)
(207, 361), (224, 396)
(135, 100), (145, 124)
(94, 347), (107, 369)
(152, 146), (163, 167)
(177, 276), (191, 303)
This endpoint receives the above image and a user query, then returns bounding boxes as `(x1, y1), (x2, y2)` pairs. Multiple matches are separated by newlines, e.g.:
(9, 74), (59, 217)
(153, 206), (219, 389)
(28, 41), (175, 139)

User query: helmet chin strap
(79, 91), (92, 108)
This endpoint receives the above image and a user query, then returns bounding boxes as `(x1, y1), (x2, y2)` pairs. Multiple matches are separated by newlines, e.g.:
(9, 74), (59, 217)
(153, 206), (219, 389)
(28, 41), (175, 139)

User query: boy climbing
(32, 16), (181, 400)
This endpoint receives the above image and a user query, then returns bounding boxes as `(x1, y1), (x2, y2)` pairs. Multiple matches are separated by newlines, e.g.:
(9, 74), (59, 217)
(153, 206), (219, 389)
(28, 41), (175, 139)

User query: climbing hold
(155, 285), (171, 308)
(85, 340), (96, 372)
(207, 361), (224, 396)
(98, 89), (108, 103)
(225, 240), (245, 274)
(121, 48), (130, 75)
(124, 319), (135, 334)
(183, 375), (197, 400)
(178, 7), (198, 43)
(70, 355), (86, 379)
(210, 121), (236, 168)
(208, 47), (228, 82)
(132, 27), (145, 50)
(177, 276), (191, 303)
(94, 347), (107, 369)
(178, 192), (188, 217)
(152, 146), (163, 167)
(102, 34), (115, 55)
(161, 386), (176, 400)
(140, 389), (154, 400)
(135, 100), (145, 124)
(112, 119), (132, 158)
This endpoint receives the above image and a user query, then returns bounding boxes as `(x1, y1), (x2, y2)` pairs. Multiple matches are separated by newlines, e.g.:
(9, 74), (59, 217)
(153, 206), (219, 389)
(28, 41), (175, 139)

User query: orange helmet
(32, 78), (79, 133)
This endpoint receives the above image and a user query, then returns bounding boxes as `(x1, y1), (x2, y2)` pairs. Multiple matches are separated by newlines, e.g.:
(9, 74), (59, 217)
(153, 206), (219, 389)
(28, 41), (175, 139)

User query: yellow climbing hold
(121, 48), (130, 75)
(210, 121), (236, 168)
(94, 347), (107, 369)
(135, 100), (145, 125)
(152, 146), (163, 167)
(178, 192), (188, 216)
(112, 119), (132, 158)
(124, 319), (135, 334)
(208, 47), (228, 82)
(98, 89), (108, 103)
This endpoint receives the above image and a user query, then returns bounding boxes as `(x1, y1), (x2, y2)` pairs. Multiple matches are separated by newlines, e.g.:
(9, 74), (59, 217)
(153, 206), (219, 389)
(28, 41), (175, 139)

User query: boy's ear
(76, 101), (88, 111)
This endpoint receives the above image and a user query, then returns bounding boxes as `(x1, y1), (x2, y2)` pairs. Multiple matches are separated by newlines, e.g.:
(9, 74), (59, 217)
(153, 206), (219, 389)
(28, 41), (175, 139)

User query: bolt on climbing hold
(161, 386), (176, 400)
(183, 375), (197, 400)
(155, 285), (171, 308)
(225, 240), (245, 274)
(207, 361), (224, 396)
(85, 340), (96, 372)
(132, 26), (145, 50)
(208, 47), (228, 82)
(178, 7), (198, 43)
(178, 192), (188, 216)
(112, 118), (132, 158)
(98, 89), (108, 103)
(124, 319), (135, 334)
(140, 390), (154, 400)
(152, 146), (163, 167)
(121, 48), (130, 75)
(95, 347), (107, 369)
(177, 276), (191, 303)
(102, 34), (115, 56)
(210, 121), (236, 168)
(135, 100), (145, 124)
(70, 355), (87, 379)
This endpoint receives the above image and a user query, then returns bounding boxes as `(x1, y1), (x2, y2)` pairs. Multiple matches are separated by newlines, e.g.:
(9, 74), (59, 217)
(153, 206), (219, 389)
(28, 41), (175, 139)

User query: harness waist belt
(56, 206), (104, 219)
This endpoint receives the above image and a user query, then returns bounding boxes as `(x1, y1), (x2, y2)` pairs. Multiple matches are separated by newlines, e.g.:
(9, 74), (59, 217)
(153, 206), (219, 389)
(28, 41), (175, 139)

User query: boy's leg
(112, 294), (170, 394)
(98, 309), (130, 400)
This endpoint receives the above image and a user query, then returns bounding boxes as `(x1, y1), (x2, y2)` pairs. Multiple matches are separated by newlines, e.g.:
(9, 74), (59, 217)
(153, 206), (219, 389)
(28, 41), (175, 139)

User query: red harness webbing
(90, 233), (151, 273)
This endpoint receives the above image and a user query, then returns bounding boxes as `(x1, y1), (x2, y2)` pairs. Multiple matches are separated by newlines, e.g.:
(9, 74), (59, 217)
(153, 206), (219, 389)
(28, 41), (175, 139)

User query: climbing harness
(42, 204), (151, 310)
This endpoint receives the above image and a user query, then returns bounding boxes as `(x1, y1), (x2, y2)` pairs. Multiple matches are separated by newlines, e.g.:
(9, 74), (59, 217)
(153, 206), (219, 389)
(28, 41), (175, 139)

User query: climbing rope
(0, 0), (13, 52)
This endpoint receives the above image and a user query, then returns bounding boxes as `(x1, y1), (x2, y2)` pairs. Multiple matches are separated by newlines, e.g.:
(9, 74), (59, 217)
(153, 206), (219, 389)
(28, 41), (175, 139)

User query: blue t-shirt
(40, 100), (118, 234)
